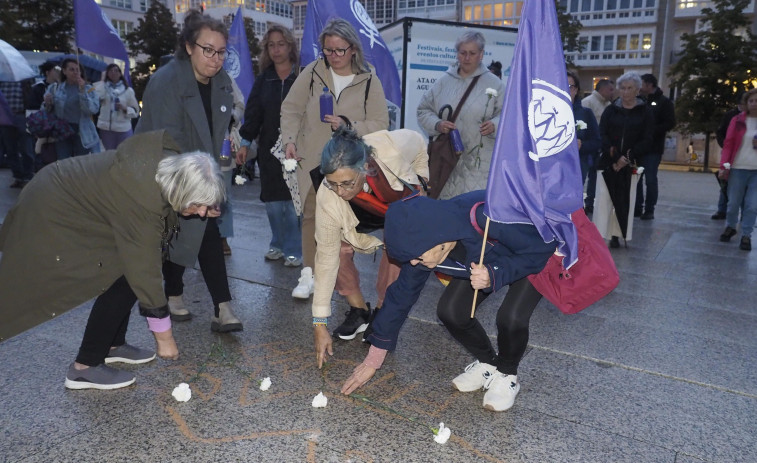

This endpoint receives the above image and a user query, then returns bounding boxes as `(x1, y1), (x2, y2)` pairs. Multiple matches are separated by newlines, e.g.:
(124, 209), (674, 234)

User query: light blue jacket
(47, 82), (101, 152)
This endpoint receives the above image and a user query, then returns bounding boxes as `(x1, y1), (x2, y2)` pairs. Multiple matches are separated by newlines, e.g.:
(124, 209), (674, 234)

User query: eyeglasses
(457, 50), (480, 58)
(323, 172), (362, 192)
(568, 84), (578, 90)
(194, 43), (226, 60)
(322, 45), (353, 57)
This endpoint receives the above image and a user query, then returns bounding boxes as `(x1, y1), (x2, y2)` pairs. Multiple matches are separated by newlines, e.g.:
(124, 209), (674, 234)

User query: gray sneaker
(265, 248), (284, 260)
(105, 344), (156, 365)
(64, 363), (136, 390)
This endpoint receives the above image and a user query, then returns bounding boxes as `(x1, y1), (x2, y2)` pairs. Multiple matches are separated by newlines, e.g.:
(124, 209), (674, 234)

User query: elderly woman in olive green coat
(0, 130), (226, 390)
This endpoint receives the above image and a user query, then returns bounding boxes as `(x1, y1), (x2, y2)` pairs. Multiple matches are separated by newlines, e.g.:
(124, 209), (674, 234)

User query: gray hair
(616, 72), (642, 90)
(155, 152), (226, 211)
(319, 18), (369, 73)
(455, 31), (485, 52)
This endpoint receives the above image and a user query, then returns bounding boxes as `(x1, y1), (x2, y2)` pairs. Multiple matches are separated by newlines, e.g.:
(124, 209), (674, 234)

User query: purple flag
(484, 0), (583, 268)
(300, 0), (401, 106)
(223, 7), (254, 104)
(73, 0), (131, 83)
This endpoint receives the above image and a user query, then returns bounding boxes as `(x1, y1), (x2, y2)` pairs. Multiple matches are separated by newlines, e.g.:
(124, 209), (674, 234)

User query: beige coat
(280, 58), (389, 207)
(312, 129), (428, 318)
(581, 90), (612, 124)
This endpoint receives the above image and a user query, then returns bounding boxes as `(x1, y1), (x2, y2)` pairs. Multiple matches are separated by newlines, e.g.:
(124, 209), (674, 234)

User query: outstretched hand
(340, 363), (376, 395)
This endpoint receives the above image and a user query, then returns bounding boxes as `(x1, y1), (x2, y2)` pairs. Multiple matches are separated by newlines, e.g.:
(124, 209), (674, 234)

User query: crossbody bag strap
(450, 74), (481, 123)
(370, 154), (419, 194)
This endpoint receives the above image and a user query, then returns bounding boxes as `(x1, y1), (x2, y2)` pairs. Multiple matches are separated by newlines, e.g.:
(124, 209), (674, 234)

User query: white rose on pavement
(311, 391), (328, 408)
(172, 383), (192, 402)
(259, 377), (272, 391)
(433, 422), (452, 444)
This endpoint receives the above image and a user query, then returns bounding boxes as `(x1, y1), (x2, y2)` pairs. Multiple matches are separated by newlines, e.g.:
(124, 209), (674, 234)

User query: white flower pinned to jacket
(234, 174), (248, 185)
(259, 377), (272, 391)
(172, 383), (192, 402)
(485, 87), (498, 97)
(575, 120), (587, 130)
(311, 391), (328, 408)
(433, 422), (451, 444)
(283, 158), (299, 173)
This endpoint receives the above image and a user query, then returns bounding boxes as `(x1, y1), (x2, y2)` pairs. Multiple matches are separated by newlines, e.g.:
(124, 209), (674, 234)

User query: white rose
(723, 163), (731, 169)
(485, 88), (498, 97)
(635, 166), (645, 175)
(259, 377), (272, 391)
(283, 158), (298, 172)
(575, 120), (587, 130)
(433, 422), (451, 444)
(234, 175), (248, 185)
(172, 383), (191, 402)
(311, 391), (328, 408)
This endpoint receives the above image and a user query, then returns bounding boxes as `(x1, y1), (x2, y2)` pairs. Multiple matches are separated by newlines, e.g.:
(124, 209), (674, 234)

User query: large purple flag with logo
(301, 0), (401, 106)
(73, 0), (131, 83)
(223, 7), (254, 104)
(484, 0), (583, 268)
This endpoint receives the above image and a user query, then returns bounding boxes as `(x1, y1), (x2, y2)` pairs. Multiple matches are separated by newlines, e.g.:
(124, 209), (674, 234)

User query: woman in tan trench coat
(0, 130), (226, 390)
(280, 18), (389, 301)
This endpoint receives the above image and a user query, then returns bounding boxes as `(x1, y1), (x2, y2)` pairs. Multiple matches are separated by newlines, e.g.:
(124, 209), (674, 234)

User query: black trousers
(437, 277), (542, 375)
(76, 276), (137, 366)
(163, 217), (231, 313)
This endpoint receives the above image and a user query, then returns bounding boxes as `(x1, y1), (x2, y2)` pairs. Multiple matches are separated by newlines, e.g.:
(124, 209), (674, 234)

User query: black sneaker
(609, 236), (620, 248)
(711, 211), (726, 220)
(740, 236), (751, 251)
(720, 227), (737, 242)
(361, 306), (379, 343)
(333, 304), (371, 340)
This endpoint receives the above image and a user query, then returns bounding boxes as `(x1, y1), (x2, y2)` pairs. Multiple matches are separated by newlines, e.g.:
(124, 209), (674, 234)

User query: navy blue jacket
(366, 191), (555, 351)
(573, 100), (601, 159)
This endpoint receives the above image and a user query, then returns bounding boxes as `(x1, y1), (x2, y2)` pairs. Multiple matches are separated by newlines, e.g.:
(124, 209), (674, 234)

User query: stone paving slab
(1, 168), (756, 462)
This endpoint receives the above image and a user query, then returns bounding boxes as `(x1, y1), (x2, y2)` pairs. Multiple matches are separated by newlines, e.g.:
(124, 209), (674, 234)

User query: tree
(556, 1), (584, 65)
(669, 0), (757, 165)
(0, 0), (73, 52)
(243, 17), (262, 75)
(125, 1), (179, 100)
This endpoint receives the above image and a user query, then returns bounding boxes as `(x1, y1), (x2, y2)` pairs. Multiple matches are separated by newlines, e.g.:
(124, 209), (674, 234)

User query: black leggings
(76, 276), (137, 366)
(164, 217), (231, 314)
(437, 277), (542, 375)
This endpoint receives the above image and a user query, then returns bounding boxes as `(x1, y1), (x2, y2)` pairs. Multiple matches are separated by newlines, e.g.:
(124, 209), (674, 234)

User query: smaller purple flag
(223, 7), (254, 105)
(484, 0), (584, 268)
(73, 0), (131, 83)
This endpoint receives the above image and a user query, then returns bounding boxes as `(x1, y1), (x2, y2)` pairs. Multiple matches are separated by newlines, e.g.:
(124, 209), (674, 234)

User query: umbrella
(601, 167), (633, 239)
(0, 40), (36, 81)
(50, 54), (108, 83)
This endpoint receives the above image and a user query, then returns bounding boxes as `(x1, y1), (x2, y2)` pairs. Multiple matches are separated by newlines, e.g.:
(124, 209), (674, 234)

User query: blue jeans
(726, 169), (757, 237)
(55, 125), (91, 160)
(265, 200), (301, 258)
(635, 153), (662, 214)
(579, 153), (598, 206)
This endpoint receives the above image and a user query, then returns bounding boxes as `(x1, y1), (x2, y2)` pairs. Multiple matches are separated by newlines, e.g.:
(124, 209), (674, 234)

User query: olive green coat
(0, 130), (180, 341)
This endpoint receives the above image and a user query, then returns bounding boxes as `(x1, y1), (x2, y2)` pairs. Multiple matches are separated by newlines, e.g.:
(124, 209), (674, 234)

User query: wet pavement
(0, 166), (755, 463)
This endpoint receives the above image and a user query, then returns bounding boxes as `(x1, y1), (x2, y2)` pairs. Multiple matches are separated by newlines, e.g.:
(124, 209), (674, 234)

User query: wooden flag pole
(470, 216), (491, 318)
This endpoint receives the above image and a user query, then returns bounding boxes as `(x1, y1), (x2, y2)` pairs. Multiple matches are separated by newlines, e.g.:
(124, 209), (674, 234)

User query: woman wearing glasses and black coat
(311, 127), (428, 369)
(280, 18), (389, 301)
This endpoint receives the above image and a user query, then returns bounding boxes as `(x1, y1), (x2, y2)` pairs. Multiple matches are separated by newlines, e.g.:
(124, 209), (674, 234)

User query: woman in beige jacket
(312, 127), (429, 369)
(280, 18), (389, 300)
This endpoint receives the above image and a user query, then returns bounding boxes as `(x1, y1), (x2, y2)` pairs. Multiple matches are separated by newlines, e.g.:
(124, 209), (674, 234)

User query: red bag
(527, 208), (619, 314)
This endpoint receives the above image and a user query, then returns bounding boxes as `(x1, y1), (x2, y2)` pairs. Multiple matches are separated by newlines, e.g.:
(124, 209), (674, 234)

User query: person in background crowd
(718, 88), (757, 252)
(94, 64), (140, 150)
(0, 79), (34, 187)
(44, 58), (101, 158)
(136, 9), (244, 330)
(238, 25), (302, 267)
(713, 93), (746, 220)
(581, 78), (615, 213)
(280, 18), (389, 300)
(567, 71), (601, 199)
(417, 31), (505, 199)
(0, 130), (226, 390)
(312, 127), (428, 367)
(635, 74), (675, 220)
(27, 61), (61, 169)
(488, 60), (502, 79)
(339, 191), (554, 413)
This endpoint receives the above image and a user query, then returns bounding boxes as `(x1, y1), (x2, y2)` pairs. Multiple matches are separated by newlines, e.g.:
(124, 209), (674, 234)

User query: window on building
(616, 35), (627, 50)
(590, 36), (601, 51)
(483, 4), (492, 18)
(603, 35), (613, 51)
(642, 33), (652, 50)
(109, 0), (133, 8)
(570, 0), (579, 12)
(619, 0), (629, 8)
(646, 0), (655, 5)
(606, 0), (617, 8)
(629, 34), (639, 49)
(473, 5), (481, 18)
(582, 0), (592, 11)
(111, 19), (134, 39)
(464, 5), (472, 20)
(505, 2), (514, 16)
(594, 0), (604, 10)
(139, 0), (148, 12)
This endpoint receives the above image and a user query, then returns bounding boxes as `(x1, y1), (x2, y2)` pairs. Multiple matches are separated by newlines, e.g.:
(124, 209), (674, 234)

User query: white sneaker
(482, 372), (520, 412)
(292, 266), (314, 299)
(168, 295), (192, 321)
(452, 360), (497, 392)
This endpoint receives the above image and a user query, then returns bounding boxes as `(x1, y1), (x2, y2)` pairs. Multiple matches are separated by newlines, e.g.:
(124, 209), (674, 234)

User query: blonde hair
(259, 24), (299, 73)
